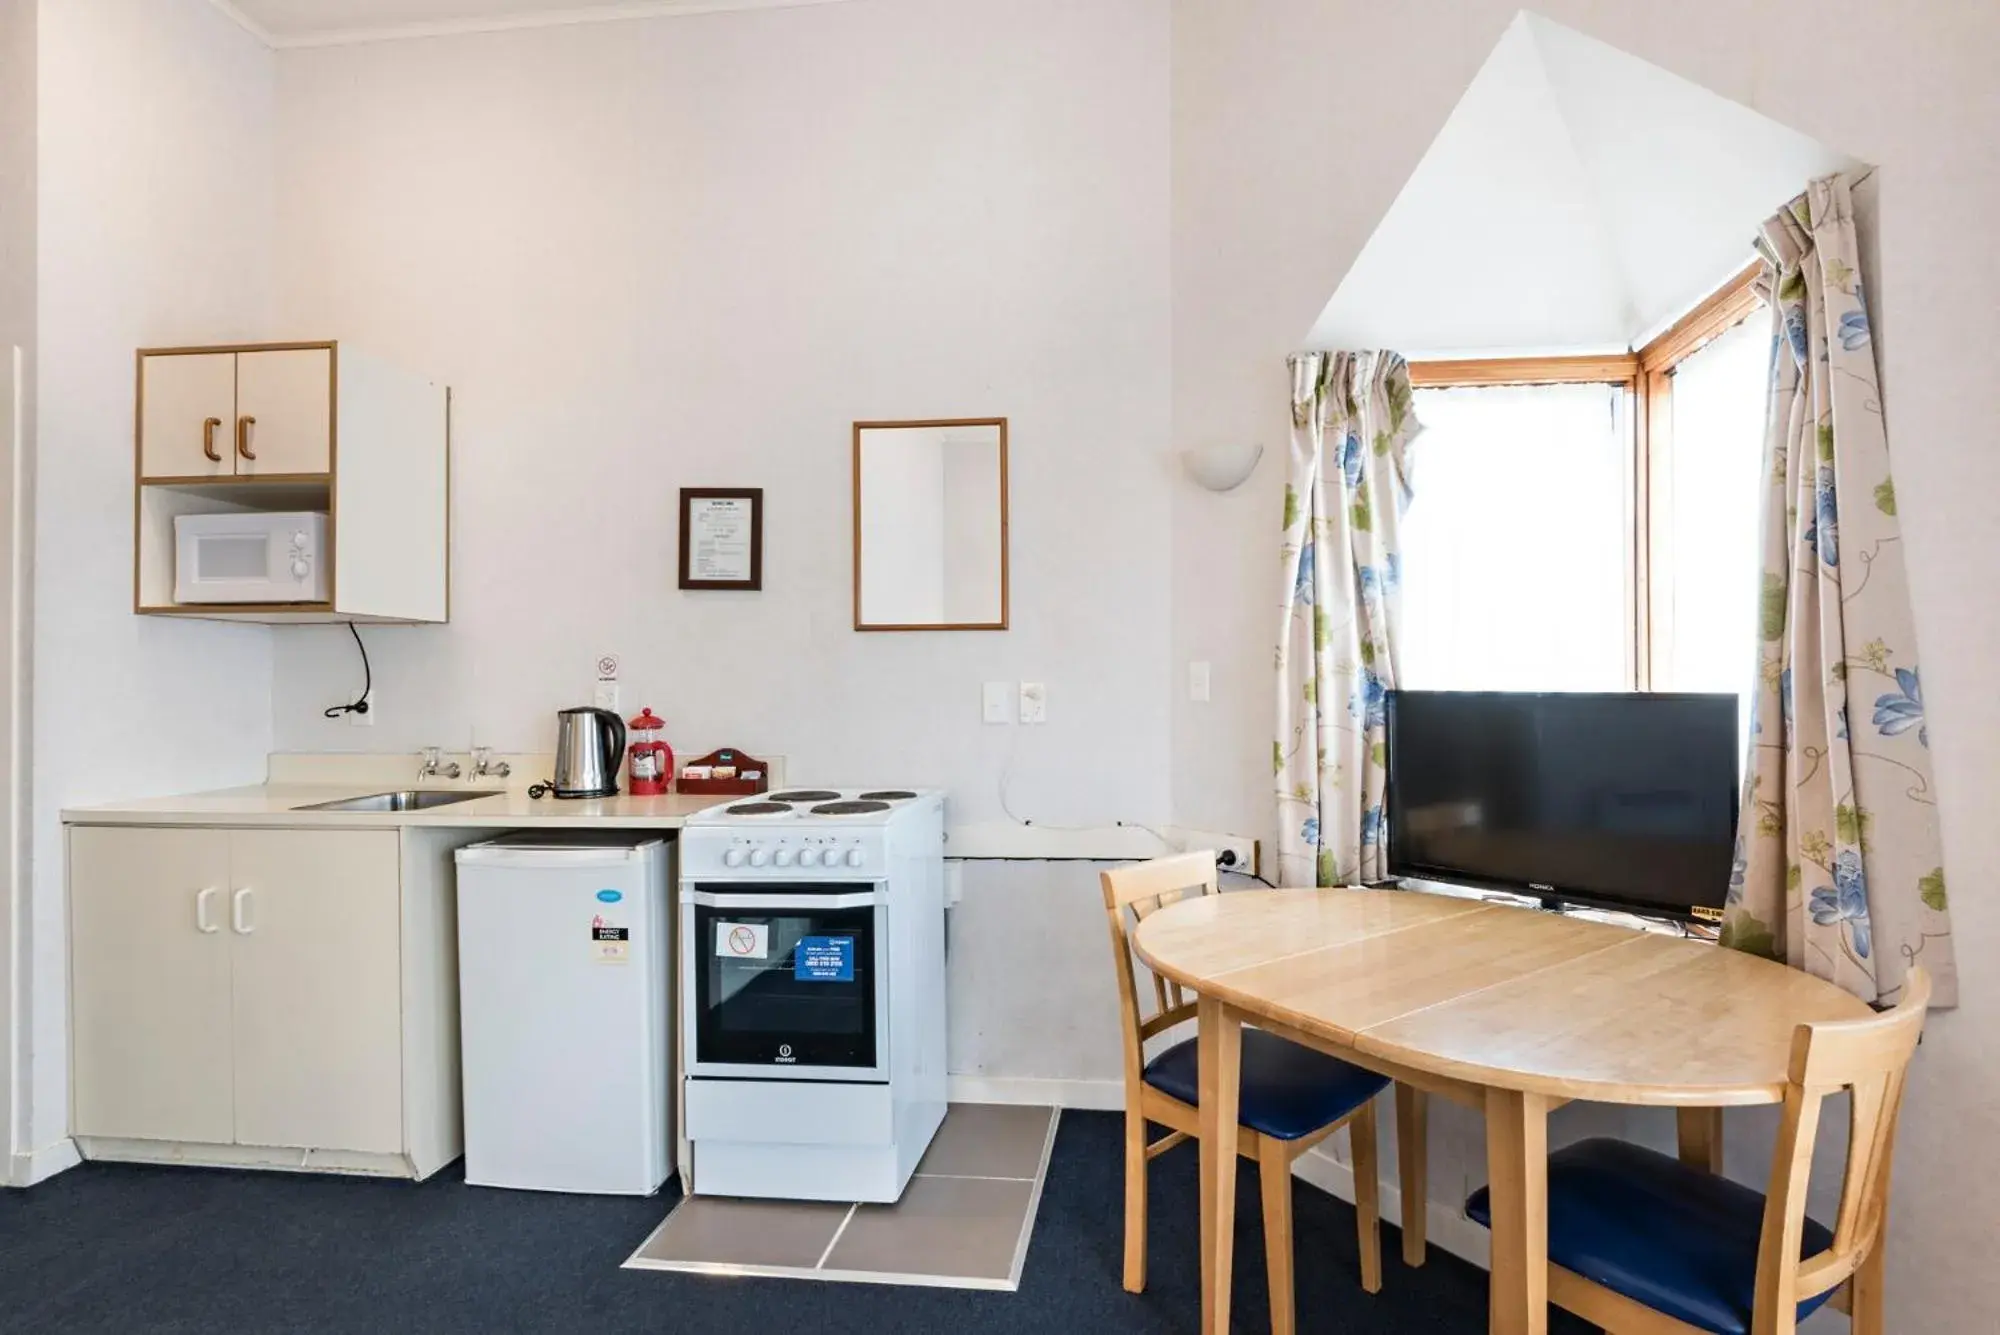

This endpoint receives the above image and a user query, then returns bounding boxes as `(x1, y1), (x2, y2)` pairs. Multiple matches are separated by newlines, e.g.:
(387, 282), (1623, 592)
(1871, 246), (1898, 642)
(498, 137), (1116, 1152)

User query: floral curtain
(1723, 172), (1957, 1007)
(1275, 351), (1420, 887)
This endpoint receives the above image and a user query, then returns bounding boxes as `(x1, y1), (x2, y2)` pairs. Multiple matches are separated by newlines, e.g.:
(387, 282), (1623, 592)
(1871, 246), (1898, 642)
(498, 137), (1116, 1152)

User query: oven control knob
(723, 848), (746, 868)
(773, 848), (795, 867)
(291, 559), (310, 579)
(748, 848), (770, 867)
(798, 847), (820, 867)
(844, 848), (865, 868)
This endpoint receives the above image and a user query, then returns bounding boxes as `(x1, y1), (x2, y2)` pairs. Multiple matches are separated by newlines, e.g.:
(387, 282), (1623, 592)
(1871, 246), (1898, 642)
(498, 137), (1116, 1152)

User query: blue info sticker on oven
(795, 936), (855, 983)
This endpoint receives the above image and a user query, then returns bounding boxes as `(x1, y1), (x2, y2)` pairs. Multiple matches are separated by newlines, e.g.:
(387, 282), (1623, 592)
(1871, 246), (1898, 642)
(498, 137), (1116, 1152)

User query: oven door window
(693, 899), (877, 1070)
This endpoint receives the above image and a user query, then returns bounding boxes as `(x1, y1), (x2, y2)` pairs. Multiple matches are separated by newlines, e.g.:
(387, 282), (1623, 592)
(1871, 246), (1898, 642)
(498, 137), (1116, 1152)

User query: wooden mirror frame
(851, 417), (1010, 632)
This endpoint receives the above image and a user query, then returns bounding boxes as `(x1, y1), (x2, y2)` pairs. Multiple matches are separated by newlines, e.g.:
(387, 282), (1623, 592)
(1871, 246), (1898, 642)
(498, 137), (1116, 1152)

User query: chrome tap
(472, 747), (512, 780)
(419, 746), (462, 781)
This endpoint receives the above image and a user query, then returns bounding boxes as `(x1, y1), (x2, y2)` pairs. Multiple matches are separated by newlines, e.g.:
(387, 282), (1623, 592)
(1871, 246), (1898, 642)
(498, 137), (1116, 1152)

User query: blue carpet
(0, 1110), (1598, 1332)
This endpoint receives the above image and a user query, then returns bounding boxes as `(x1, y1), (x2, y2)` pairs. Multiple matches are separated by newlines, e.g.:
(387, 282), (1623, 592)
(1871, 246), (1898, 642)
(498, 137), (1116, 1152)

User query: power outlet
(593, 681), (620, 712)
(1019, 682), (1047, 725)
(1213, 835), (1260, 878)
(347, 691), (375, 728)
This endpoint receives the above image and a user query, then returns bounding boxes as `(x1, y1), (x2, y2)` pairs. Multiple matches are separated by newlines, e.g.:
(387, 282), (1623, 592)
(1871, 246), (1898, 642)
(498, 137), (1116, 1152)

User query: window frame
(1406, 261), (1765, 691)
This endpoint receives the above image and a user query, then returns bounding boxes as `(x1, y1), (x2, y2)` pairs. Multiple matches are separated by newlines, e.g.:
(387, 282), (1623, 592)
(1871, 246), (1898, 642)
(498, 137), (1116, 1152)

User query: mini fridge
(454, 831), (673, 1195)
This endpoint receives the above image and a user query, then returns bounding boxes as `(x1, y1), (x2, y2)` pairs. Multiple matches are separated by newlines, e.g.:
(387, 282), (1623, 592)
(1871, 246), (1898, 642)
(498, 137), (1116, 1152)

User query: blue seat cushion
(1465, 1137), (1837, 1335)
(1142, 1028), (1390, 1141)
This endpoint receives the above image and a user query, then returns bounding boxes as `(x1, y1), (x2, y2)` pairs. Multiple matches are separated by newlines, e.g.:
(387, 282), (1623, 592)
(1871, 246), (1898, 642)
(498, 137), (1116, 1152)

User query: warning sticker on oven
(592, 915), (630, 965)
(717, 921), (769, 960)
(795, 936), (855, 983)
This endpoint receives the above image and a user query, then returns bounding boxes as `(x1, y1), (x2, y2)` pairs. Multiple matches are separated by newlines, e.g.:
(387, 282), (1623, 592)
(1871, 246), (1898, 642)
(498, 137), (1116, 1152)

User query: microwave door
(187, 530), (278, 602)
(203, 533), (275, 584)
(173, 513), (328, 604)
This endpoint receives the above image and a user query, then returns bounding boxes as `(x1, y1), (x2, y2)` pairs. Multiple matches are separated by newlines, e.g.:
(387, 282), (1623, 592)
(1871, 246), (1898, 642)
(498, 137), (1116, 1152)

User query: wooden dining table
(1130, 887), (1873, 1335)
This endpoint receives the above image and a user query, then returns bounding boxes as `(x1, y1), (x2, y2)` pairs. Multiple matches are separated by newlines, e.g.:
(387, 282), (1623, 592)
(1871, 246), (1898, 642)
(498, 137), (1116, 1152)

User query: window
(1400, 267), (1769, 746)
(1651, 314), (1770, 750)
(1399, 381), (1631, 691)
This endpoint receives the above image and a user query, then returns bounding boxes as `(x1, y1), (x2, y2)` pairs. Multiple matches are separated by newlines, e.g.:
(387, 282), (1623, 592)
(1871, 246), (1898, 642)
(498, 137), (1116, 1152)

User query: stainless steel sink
(292, 789), (502, 813)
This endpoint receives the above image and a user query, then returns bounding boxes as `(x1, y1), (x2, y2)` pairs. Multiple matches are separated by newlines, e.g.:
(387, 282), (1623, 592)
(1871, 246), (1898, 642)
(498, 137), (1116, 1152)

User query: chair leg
(1122, 1108), (1148, 1293)
(1395, 1083), (1429, 1267)
(1851, 1236), (1887, 1335)
(1260, 1138), (1296, 1335)
(1350, 1100), (1383, 1294)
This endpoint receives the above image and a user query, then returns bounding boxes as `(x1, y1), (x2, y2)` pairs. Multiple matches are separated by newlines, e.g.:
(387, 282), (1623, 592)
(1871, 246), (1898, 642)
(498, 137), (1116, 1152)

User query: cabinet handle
(236, 415), (257, 462)
(231, 887), (255, 935)
(195, 887), (220, 934)
(202, 417), (224, 463)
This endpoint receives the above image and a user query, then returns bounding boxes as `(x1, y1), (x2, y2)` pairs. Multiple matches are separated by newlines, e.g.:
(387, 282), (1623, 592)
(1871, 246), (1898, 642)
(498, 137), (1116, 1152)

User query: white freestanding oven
(678, 789), (946, 1204)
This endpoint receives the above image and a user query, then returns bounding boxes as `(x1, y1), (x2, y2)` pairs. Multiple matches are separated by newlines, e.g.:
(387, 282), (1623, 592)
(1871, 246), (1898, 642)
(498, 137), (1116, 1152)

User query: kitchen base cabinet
(229, 829), (405, 1155)
(68, 825), (472, 1180)
(69, 828), (235, 1145)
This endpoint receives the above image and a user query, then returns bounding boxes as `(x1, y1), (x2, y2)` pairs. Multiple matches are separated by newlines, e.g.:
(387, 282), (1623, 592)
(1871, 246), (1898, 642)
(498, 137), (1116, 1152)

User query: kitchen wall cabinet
(68, 824), (471, 1179)
(137, 351), (238, 480)
(234, 348), (335, 476)
(134, 340), (449, 623)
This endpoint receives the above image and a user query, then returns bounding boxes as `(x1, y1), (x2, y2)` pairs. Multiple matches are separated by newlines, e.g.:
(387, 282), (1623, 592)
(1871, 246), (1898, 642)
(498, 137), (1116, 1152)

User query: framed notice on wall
(678, 488), (764, 591)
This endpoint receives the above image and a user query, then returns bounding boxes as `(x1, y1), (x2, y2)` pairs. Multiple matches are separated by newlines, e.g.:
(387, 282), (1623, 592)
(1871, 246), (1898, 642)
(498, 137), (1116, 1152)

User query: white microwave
(174, 511), (329, 604)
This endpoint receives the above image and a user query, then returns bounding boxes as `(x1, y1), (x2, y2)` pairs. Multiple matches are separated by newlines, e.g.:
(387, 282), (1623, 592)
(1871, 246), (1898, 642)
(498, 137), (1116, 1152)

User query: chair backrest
(1099, 852), (1221, 1094)
(1754, 968), (1932, 1330)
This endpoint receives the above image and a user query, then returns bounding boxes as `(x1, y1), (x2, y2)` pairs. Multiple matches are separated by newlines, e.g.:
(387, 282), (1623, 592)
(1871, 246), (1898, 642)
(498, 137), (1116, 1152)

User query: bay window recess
(1401, 263), (1769, 739)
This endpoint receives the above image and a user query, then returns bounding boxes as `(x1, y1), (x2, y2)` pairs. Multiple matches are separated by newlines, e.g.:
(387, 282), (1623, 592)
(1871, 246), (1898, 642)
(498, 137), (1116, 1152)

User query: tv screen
(1384, 690), (1739, 919)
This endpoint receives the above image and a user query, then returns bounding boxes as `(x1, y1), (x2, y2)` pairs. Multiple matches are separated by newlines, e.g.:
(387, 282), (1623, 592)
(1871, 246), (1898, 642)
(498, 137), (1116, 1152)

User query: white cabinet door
(228, 829), (404, 1153)
(139, 352), (236, 479)
(69, 827), (235, 1143)
(234, 348), (332, 476)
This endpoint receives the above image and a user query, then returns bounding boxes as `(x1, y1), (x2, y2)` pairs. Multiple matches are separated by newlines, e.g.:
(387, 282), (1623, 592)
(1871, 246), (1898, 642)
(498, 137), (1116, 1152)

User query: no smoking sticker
(717, 921), (769, 960)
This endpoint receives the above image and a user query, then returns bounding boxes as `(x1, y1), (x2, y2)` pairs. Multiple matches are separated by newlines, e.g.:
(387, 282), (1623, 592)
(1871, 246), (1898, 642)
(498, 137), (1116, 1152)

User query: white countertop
(62, 782), (718, 829)
(61, 751), (732, 830)
(60, 783), (720, 823)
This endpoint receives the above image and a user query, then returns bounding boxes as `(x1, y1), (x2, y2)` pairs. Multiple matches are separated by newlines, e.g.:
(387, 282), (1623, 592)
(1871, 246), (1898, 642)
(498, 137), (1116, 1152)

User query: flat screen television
(1384, 690), (1739, 920)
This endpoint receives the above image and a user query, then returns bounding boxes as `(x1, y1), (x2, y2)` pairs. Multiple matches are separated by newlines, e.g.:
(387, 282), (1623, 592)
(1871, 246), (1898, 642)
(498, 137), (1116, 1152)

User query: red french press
(626, 709), (673, 796)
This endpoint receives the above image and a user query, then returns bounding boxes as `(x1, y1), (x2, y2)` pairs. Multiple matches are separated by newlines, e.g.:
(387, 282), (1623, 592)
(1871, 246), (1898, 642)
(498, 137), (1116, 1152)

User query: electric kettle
(553, 707), (628, 798)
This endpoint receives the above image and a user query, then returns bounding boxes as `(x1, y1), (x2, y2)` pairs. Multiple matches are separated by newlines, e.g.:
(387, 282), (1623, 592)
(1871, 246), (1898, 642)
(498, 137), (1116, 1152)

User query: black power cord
(322, 622), (372, 721)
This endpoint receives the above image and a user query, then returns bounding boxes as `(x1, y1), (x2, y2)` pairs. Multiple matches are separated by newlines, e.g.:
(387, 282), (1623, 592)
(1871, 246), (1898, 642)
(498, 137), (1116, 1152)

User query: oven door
(683, 883), (888, 1082)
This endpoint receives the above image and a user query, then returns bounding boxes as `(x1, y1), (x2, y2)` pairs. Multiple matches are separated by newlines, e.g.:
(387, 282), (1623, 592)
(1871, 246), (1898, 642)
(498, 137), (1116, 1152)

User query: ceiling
(218, 0), (850, 46)
(1307, 12), (1860, 358)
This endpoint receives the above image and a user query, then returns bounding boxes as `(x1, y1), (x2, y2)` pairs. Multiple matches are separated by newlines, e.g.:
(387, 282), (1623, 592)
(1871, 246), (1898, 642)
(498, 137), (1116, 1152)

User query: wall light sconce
(1180, 442), (1265, 493)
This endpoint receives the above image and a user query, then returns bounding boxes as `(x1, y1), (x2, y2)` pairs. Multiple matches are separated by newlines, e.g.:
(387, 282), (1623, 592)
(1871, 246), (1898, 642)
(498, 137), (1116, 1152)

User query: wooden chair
(1101, 852), (1402, 1334)
(1468, 967), (1932, 1335)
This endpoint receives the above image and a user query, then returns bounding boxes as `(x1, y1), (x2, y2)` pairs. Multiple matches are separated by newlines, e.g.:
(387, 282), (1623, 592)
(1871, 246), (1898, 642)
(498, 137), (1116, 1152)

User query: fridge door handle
(231, 887), (255, 935)
(195, 886), (220, 934)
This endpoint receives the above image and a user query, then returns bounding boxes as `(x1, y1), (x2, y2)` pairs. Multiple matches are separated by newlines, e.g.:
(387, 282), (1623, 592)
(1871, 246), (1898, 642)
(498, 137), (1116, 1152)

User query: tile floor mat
(624, 1103), (1059, 1291)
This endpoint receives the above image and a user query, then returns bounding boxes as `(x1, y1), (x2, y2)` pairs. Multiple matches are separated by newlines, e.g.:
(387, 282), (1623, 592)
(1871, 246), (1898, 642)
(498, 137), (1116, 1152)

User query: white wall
(25, 0), (277, 1159)
(266, 0), (1172, 822)
(264, 0), (1170, 1099)
(0, 0), (34, 1173)
(1172, 2), (2000, 1328)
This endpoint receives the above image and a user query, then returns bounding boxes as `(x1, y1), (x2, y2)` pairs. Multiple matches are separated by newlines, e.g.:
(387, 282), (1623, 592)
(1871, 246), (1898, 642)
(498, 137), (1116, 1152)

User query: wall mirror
(853, 417), (1009, 631)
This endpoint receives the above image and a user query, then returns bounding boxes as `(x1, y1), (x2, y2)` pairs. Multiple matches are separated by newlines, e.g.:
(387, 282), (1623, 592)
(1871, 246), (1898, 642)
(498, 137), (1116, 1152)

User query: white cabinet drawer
(686, 1079), (892, 1146)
